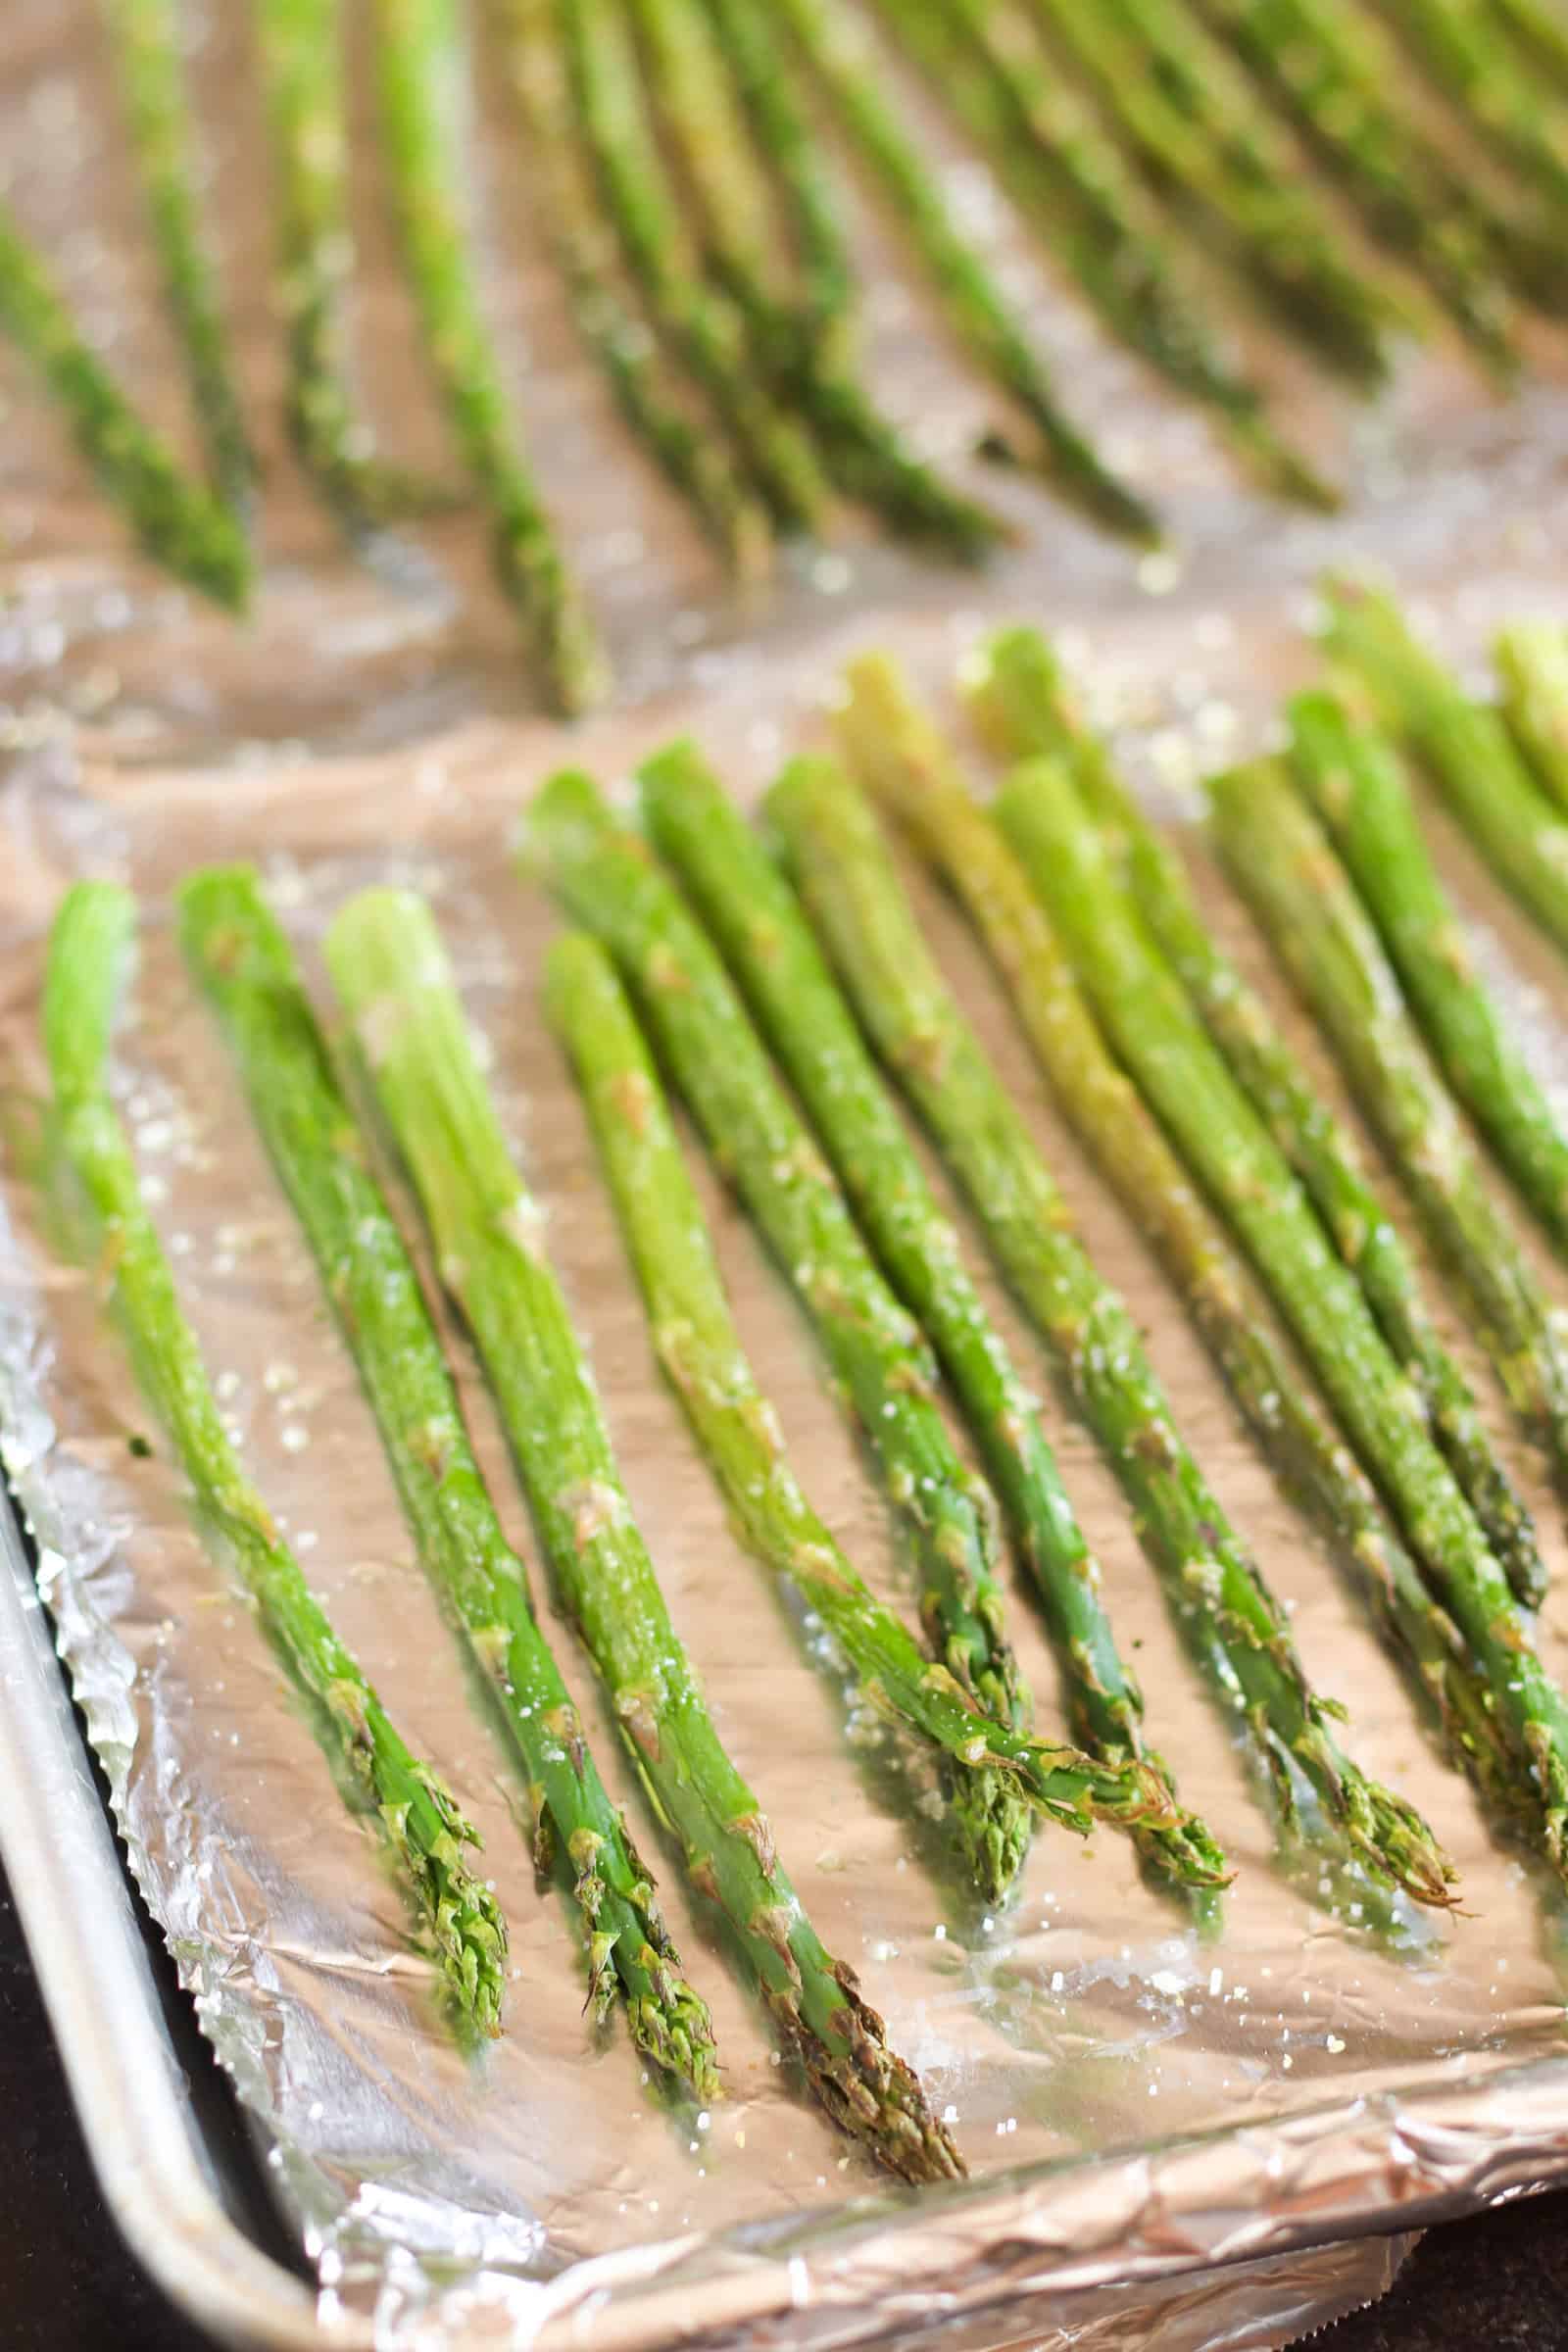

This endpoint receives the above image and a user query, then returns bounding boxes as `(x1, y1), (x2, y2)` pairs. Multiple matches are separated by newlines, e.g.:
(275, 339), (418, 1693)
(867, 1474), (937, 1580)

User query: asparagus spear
(103, 0), (259, 514)
(179, 865), (718, 2097)
(1292, 688), (1568, 1260)
(1203, 766), (1568, 1870)
(0, 202), (250, 606)
(966, 624), (1542, 1605)
(639, 742), (1224, 1895)
(323, 891), (961, 2184)
(1209, 755), (1568, 1489)
(373, 0), (607, 713)
(836, 658), (1538, 1767)
(623, 0), (1007, 560)
(1186, 0), (1523, 363)
(1375, 0), (1568, 211)
(765, 754), (1454, 1908)
(1489, 0), (1568, 90)
(889, 0), (1338, 510)
(549, 922), (1194, 1867)
(563, 0), (832, 533)
(770, 0), (1160, 543)
(258, 0), (450, 533)
(501, 0), (771, 576)
(1321, 580), (1568, 959)
(691, 0), (856, 344)
(1018, 0), (1411, 384)
(525, 772), (1038, 1902)
(44, 881), (506, 2035)
(1496, 620), (1568, 812)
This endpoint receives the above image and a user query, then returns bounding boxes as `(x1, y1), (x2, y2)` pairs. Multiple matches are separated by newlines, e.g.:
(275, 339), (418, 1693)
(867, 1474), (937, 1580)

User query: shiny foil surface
(4, 0), (1568, 2343)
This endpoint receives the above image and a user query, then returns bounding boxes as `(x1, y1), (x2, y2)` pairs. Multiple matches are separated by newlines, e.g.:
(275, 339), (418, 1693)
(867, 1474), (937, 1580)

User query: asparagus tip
(787, 1966), (966, 2186)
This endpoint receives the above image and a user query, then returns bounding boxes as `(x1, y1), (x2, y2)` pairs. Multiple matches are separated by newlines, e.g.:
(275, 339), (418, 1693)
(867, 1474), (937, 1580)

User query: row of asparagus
(42, 579), (1568, 2179)
(9, 0), (1568, 701)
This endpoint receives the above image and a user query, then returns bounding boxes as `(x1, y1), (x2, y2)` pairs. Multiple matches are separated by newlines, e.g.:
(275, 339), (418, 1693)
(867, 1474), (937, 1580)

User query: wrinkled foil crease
(5, 0), (1568, 2344)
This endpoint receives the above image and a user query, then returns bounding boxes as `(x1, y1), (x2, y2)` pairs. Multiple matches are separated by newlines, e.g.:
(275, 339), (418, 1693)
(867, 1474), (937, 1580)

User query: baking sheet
(6, 0), (1568, 2342)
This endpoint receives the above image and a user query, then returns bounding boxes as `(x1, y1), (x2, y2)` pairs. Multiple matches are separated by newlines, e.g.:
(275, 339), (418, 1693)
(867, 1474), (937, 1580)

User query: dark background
(4, 1867), (1567, 2352)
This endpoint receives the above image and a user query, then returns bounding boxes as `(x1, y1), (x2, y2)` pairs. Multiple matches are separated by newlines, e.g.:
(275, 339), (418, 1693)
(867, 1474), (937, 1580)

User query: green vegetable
(374, 0), (608, 711)
(180, 865), (717, 2096)
(525, 767), (1036, 1902)
(563, 0), (832, 531)
(624, 0), (1007, 560)
(1188, 0), (1524, 361)
(966, 624), (1542, 1606)
(552, 922), (1193, 1865)
(258, 0), (451, 532)
(501, 0), (771, 575)
(693, 0), (855, 342)
(1018, 0), (1410, 382)
(1293, 686), (1568, 1263)
(1322, 579), (1568, 959)
(639, 739), (1224, 1895)
(836, 653), (1528, 1819)
(104, 0), (259, 513)
(1496, 620), (1568, 811)
(770, 0), (1160, 541)
(1376, 0), (1568, 210)
(0, 203), (250, 606)
(324, 885), (961, 2183)
(45, 879), (506, 2035)
(765, 753), (1454, 1909)
(885, 0), (1338, 509)
(1206, 765), (1568, 1876)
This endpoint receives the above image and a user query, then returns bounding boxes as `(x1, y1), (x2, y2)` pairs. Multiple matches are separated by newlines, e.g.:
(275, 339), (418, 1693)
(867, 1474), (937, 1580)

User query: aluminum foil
(6, 0), (1568, 2342)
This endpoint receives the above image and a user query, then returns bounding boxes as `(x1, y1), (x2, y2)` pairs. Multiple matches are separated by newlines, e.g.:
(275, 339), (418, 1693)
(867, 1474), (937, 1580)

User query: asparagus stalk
(966, 624), (1542, 1605)
(373, 0), (607, 713)
(550, 922), (1196, 1868)
(1496, 620), (1568, 812)
(639, 742), (1224, 1895)
(770, 0), (1160, 543)
(766, 754), (1454, 1908)
(0, 202), (250, 606)
(44, 881), (507, 2035)
(258, 0), (451, 533)
(623, 0), (1007, 560)
(1210, 754), (1568, 1487)
(1321, 579), (1568, 959)
(1489, 0), (1568, 90)
(1205, 765), (1568, 1870)
(525, 772), (1038, 1902)
(180, 865), (718, 2097)
(691, 0), (856, 344)
(890, 0), (1338, 510)
(836, 658), (1535, 1789)
(501, 0), (771, 577)
(563, 0), (832, 533)
(103, 0), (259, 514)
(323, 891), (961, 2184)
(1018, 0), (1411, 384)
(1187, 0), (1523, 363)
(1376, 0), (1568, 211)
(1293, 688), (1568, 1260)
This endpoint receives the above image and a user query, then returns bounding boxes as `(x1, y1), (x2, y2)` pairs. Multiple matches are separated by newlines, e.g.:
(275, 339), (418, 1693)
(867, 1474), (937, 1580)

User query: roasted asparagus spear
(45, 879), (506, 2034)
(325, 886), (963, 2182)
(965, 624), (1542, 1603)
(180, 866), (718, 2095)
(525, 771), (1041, 1900)
(549, 921), (1196, 1871)
(0, 201), (250, 606)
(765, 754), (1455, 1908)
(640, 738), (1225, 1895)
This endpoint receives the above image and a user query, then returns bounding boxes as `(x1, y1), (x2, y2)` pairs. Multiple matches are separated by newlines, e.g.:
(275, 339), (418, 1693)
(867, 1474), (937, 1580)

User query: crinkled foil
(6, 1), (1568, 2345)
